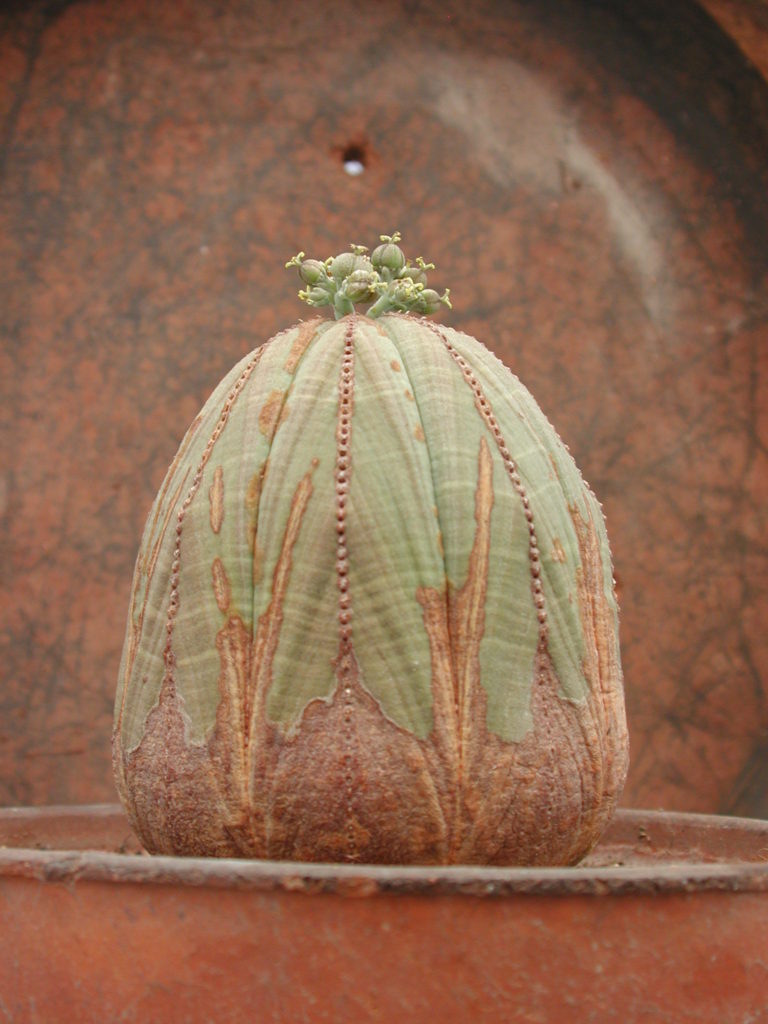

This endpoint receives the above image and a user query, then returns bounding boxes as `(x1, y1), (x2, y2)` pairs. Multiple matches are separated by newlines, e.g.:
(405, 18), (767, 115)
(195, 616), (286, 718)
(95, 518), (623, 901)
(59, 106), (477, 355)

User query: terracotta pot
(1, 805), (767, 1022)
(2, 0), (768, 821)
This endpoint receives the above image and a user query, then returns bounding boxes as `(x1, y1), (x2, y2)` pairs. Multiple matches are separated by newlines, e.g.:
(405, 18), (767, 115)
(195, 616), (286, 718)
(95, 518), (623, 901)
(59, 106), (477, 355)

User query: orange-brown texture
(2, 806), (768, 1024)
(1, 0), (767, 818)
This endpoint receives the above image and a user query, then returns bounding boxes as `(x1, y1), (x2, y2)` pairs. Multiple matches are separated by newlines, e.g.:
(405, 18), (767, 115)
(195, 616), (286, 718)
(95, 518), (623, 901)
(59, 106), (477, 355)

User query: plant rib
(336, 317), (357, 860)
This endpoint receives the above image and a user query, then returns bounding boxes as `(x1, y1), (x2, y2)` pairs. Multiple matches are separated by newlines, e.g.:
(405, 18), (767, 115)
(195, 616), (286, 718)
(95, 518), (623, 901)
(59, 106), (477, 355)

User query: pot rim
(1, 804), (767, 898)
(3, 847), (768, 898)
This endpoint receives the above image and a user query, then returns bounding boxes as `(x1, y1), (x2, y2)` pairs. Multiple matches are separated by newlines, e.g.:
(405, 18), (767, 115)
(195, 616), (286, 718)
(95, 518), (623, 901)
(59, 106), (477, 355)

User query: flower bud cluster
(286, 232), (451, 319)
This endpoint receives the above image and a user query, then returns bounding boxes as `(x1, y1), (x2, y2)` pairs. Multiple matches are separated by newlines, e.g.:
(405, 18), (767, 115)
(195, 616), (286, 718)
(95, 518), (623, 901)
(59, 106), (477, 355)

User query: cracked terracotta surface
(1, 0), (767, 817)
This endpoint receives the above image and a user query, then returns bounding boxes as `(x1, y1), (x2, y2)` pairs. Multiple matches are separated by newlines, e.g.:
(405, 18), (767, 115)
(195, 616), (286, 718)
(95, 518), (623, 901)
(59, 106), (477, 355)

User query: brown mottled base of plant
(116, 634), (624, 864)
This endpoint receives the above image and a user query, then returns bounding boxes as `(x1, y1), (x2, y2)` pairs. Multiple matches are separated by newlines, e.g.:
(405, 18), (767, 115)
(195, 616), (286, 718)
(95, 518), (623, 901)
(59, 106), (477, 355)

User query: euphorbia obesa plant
(113, 233), (628, 865)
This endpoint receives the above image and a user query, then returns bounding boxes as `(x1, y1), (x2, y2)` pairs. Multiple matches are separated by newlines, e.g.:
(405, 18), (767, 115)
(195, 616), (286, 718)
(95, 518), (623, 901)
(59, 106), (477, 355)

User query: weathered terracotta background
(1, 0), (766, 816)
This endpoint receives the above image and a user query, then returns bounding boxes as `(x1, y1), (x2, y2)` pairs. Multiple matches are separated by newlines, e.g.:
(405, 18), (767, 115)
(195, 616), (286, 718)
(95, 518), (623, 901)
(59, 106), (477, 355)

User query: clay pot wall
(1, 0), (767, 815)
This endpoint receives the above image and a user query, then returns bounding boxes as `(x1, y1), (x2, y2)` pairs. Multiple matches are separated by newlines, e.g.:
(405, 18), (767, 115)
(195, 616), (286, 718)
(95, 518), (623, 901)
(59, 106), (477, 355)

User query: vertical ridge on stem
(336, 317), (357, 860)
(421, 319), (549, 652)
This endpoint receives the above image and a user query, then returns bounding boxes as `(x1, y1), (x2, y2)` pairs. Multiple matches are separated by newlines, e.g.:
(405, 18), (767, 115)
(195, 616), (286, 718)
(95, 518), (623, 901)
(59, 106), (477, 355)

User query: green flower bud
(416, 288), (442, 313)
(372, 241), (406, 273)
(399, 262), (428, 286)
(389, 278), (421, 307)
(342, 269), (380, 304)
(297, 258), (327, 285)
(328, 252), (356, 280)
(329, 251), (372, 282)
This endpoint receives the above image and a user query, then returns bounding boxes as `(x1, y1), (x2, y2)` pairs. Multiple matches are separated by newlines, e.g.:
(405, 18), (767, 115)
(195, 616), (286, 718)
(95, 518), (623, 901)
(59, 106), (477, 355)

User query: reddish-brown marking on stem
(140, 410), (203, 579)
(416, 437), (493, 857)
(283, 317), (321, 373)
(258, 389), (289, 436)
(161, 341), (271, 680)
(209, 465), (225, 534)
(116, 415), (204, 734)
(245, 460), (269, 554)
(117, 468), (190, 739)
(211, 557), (231, 613)
(455, 438), (493, 752)
(422, 319), (548, 649)
(568, 502), (629, 819)
(246, 461), (268, 512)
(246, 464), (317, 753)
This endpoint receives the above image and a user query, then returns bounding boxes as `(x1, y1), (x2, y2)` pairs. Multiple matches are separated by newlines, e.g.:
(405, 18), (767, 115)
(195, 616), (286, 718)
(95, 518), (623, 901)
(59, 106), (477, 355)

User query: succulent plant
(113, 234), (628, 865)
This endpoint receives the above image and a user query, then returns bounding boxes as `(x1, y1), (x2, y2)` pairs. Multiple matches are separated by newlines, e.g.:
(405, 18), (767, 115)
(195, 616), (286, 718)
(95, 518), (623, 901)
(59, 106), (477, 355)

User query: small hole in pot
(341, 143), (366, 175)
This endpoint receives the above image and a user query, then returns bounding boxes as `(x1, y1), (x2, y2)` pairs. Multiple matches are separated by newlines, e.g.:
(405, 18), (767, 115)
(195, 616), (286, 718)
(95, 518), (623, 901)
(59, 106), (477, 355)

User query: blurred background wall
(1, 0), (767, 815)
